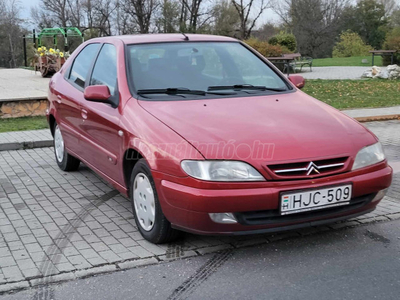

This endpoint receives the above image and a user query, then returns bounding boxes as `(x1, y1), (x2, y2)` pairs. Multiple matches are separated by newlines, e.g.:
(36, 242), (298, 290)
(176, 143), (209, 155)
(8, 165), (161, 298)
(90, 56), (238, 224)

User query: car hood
(138, 91), (376, 164)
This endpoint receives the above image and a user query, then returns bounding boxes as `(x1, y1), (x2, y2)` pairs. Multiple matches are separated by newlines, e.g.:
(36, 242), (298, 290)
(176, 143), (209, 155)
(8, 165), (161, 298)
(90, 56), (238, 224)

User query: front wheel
(130, 159), (181, 244)
(53, 122), (80, 171)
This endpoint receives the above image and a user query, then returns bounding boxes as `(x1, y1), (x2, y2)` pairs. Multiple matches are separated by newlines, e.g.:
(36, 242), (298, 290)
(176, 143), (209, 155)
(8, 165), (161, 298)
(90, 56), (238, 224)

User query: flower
(59, 52), (64, 58)
(37, 47), (43, 52)
(49, 48), (55, 54)
(40, 53), (44, 56)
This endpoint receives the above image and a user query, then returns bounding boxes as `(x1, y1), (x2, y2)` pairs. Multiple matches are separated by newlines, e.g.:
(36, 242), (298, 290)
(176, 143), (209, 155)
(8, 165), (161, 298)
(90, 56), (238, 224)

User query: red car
(47, 34), (392, 243)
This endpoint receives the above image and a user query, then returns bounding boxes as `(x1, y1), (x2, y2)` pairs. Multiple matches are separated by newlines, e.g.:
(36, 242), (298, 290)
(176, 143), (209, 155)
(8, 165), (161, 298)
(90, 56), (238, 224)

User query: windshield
(127, 42), (290, 99)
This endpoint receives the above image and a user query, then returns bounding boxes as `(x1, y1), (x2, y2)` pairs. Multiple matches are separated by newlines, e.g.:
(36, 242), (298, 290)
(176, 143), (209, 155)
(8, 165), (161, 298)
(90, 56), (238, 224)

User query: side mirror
(84, 85), (112, 103)
(288, 75), (305, 89)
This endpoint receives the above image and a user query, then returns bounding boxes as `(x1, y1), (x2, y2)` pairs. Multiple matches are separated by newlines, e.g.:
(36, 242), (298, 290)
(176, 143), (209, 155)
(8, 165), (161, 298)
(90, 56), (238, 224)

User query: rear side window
(90, 44), (118, 96)
(69, 43), (100, 89)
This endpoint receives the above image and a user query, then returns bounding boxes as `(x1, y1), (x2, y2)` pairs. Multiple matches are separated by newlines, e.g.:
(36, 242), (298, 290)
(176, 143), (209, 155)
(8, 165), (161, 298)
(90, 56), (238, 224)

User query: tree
(211, 0), (240, 37)
(379, 0), (398, 15)
(274, 0), (349, 58)
(156, 0), (180, 33)
(0, 0), (26, 68)
(30, 0), (286, 39)
(93, 0), (118, 36)
(391, 8), (400, 27)
(31, 0), (119, 37)
(231, 0), (270, 40)
(342, 0), (388, 49)
(30, 6), (56, 29)
(125, 0), (159, 33)
(41, 0), (70, 27)
(332, 30), (372, 57)
(115, 0), (139, 34)
(383, 27), (400, 64)
(252, 22), (280, 41)
(68, 0), (84, 28)
(179, 0), (208, 32)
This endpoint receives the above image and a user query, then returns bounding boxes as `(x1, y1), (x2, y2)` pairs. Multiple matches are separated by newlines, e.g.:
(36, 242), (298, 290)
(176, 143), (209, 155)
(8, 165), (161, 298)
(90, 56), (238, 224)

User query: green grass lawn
(303, 79), (400, 109)
(0, 116), (48, 133)
(312, 56), (382, 67)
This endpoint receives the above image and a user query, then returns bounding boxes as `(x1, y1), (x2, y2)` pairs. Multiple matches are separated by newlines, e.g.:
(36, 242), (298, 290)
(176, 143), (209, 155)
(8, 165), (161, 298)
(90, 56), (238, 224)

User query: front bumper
(155, 163), (392, 235)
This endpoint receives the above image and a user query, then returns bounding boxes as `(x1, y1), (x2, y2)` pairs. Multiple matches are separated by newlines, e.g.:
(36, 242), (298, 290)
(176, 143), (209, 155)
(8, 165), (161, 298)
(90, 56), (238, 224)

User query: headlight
(181, 160), (265, 181)
(352, 142), (385, 170)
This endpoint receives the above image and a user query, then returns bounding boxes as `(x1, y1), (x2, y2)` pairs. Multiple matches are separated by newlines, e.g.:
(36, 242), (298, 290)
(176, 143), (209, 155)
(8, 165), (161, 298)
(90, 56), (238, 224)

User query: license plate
(280, 184), (352, 215)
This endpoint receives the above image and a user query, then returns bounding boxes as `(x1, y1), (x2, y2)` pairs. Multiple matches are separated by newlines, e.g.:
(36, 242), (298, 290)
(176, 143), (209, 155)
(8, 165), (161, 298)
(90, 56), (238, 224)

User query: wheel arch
(49, 114), (56, 137)
(123, 148), (144, 193)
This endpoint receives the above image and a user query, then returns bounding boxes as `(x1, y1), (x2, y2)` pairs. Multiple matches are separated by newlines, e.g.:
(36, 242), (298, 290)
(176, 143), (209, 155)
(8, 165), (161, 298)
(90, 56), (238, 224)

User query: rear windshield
(126, 42), (290, 100)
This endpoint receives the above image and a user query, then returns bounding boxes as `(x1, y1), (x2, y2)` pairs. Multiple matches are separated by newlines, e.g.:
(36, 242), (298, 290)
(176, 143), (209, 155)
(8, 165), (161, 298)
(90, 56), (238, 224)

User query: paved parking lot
(0, 121), (399, 293)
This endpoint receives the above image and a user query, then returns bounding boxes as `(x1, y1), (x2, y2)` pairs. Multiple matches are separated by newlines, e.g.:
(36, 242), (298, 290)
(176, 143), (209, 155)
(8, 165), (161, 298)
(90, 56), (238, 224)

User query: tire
(53, 122), (80, 171)
(130, 159), (181, 244)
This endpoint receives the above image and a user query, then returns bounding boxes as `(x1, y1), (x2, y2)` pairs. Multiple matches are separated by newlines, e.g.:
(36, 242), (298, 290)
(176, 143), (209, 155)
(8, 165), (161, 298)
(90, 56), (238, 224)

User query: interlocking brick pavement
(0, 121), (399, 293)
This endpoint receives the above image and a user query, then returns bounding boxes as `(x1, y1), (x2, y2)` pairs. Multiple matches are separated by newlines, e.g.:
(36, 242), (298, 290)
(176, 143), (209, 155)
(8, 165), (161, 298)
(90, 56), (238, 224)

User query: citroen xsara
(47, 34), (392, 243)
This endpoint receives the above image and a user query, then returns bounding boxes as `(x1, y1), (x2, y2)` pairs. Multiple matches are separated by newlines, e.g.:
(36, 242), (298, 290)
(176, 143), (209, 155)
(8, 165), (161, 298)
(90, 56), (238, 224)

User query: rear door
(56, 43), (100, 155)
(78, 43), (124, 185)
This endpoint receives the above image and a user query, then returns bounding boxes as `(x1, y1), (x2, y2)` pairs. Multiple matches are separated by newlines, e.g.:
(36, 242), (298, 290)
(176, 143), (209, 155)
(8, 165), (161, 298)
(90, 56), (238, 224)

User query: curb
(0, 97), (47, 103)
(1, 213), (400, 295)
(0, 140), (53, 151)
(354, 114), (400, 122)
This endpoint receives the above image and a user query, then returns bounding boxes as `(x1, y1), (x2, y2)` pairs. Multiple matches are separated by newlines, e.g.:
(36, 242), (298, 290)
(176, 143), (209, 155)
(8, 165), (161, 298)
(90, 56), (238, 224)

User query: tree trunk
(8, 34), (16, 68)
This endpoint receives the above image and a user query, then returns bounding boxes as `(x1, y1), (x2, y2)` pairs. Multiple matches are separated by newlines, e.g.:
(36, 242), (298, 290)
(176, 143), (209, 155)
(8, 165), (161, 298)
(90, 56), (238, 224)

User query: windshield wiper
(137, 88), (236, 97)
(208, 84), (286, 92)
(137, 88), (206, 96)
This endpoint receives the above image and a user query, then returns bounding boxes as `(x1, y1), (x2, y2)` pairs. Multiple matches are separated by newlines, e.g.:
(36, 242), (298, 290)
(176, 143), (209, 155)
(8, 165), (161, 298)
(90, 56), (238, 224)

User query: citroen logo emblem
(306, 162), (320, 175)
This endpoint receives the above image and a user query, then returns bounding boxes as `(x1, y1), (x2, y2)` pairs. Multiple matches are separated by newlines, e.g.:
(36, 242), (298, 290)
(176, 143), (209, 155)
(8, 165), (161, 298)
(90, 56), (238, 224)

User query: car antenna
(181, 32), (189, 41)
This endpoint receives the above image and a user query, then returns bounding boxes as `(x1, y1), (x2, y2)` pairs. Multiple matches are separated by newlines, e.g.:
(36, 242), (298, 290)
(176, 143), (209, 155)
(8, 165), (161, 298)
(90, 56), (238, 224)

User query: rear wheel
(53, 122), (80, 171)
(130, 159), (181, 244)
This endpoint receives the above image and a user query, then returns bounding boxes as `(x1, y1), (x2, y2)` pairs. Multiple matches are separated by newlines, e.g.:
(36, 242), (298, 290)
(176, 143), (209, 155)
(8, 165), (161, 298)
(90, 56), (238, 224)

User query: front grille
(234, 193), (375, 226)
(267, 157), (349, 180)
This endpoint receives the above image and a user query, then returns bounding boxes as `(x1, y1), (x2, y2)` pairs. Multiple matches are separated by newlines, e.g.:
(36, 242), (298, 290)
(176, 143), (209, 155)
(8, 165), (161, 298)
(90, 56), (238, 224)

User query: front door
(79, 43), (124, 185)
(58, 43), (101, 155)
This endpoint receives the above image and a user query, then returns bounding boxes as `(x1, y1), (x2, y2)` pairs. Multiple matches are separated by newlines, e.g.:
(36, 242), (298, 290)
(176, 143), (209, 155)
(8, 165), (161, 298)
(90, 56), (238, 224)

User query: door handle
(56, 95), (62, 104)
(81, 109), (88, 120)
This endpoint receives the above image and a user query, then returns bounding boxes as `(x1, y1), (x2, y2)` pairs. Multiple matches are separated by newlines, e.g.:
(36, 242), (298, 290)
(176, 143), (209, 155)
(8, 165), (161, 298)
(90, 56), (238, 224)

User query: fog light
(372, 188), (389, 202)
(209, 213), (237, 224)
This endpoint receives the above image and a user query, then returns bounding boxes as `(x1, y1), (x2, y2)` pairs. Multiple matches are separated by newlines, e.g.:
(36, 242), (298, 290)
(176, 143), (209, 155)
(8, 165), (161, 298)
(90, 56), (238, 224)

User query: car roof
(88, 34), (239, 45)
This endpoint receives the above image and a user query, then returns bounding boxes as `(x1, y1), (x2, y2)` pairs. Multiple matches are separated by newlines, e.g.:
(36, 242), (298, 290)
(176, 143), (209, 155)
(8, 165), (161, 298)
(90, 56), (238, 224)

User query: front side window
(90, 44), (118, 96)
(127, 42), (289, 100)
(69, 43), (100, 89)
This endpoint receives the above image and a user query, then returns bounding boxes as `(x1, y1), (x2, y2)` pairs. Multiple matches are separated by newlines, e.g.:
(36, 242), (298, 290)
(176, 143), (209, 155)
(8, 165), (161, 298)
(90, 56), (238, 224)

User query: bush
(383, 28), (400, 65)
(268, 32), (297, 52)
(244, 38), (285, 57)
(268, 36), (279, 46)
(332, 31), (373, 57)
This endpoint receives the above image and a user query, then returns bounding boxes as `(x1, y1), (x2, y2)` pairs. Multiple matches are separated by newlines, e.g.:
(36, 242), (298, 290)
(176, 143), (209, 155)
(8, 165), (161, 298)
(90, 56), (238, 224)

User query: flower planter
(57, 57), (66, 69)
(34, 48), (69, 77)
(38, 56), (48, 65)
